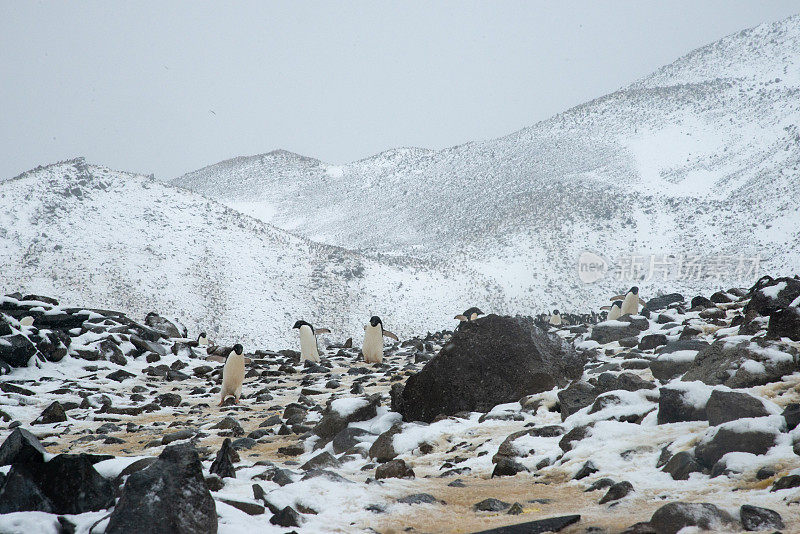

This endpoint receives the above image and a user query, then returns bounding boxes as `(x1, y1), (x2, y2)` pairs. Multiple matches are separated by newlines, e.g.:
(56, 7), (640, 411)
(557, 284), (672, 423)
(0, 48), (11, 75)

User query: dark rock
(369, 423), (402, 462)
(657, 386), (708, 424)
(0, 334), (37, 367)
(312, 394), (380, 444)
(638, 334), (667, 351)
(574, 460), (598, 480)
(507, 502), (524, 515)
(695, 426), (777, 468)
(705, 390), (769, 426)
(559, 425), (592, 452)
(375, 459), (415, 480)
(0, 428), (47, 466)
(157, 393), (182, 407)
(332, 427), (374, 454)
(144, 312), (184, 338)
(783, 403), (800, 431)
(683, 339), (797, 388)
(106, 444), (217, 534)
(595, 372), (655, 393)
(649, 502), (736, 534)
(397, 315), (583, 422)
(590, 322), (643, 344)
(690, 296), (714, 309)
(558, 381), (598, 421)
(0, 453), (114, 514)
(771, 474), (800, 491)
(645, 294), (684, 311)
(746, 277), (800, 316)
(491, 457), (528, 477)
(210, 438), (236, 479)
(739, 504), (783, 531)
(33, 401), (67, 424)
(473, 498), (510, 512)
(599, 481), (633, 504)
(270, 506), (301, 527)
(218, 498), (265, 516)
(469, 515), (580, 534)
(397, 493), (440, 505)
(301, 451), (341, 471)
(768, 306), (800, 341)
(107, 369), (136, 382)
(661, 451), (703, 481)
(162, 428), (196, 445)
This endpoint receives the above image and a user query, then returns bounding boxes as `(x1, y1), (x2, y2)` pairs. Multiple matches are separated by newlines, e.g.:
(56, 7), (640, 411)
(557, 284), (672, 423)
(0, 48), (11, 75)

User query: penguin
(548, 309), (562, 326)
(292, 320), (330, 362)
(19, 316), (34, 327)
(610, 286), (647, 316)
(219, 343), (245, 405)
(197, 332), (209, 346)
(362, 315), (399, 364)
(454, 307), (484, 322)
(600, 301), (623, 321)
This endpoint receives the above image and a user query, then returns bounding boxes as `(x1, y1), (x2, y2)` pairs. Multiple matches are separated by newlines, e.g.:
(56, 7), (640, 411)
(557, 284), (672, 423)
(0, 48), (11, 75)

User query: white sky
(1, 1), (798, 180)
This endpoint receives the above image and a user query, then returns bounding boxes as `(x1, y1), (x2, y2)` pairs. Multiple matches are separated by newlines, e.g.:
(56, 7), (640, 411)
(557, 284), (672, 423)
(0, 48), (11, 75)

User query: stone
(657, 386), (707, 424)
(558, 381), (598, 421)
(574, 461), (599, 480)
(598, 481), (633, 504)
(369, 423), (402, 462)
(375, 459), (415, 480)
(559, 425), (592, 452)
(695, 426), (777, 468)
(144, 312), (184, 339)
(0, 427), (47, 466)
(739, 504), (784, 531)
(595, 372), (655, 393)
(649, 502), (736, 534)
(682, 339), (797, 388)
(768, 306), (800, 341)
(301, 451), (341, 471)
(397, 493), (440, 505)
(270, 506), (301, 527)
(770, 474), (800, 491)
(156, 393), (182, 407)
(491, 457), (528, 477)
(0, 334), (37, 367)
(107, 369), (135, 382)
(638, 334), (667, 351)
(473, 498), (510, 512)
(783, 403), (800, 431)
(661, 451), (703, 481)
(469, 515), (580, 534)
(106, 444), (217, 534)
(645, 294), (684, 311)
(705, 390), (769, 426)
(397, 315), (583, 422)
(312, 394), (380, 444)
(332, 427), (374, 455)
(590, 322), (643, 344)
(210, 438), (236, 479)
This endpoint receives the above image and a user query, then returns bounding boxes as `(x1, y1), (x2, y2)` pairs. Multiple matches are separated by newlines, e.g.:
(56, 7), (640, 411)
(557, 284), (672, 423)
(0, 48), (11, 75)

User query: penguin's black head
(553, 309), (560, 315)
(293, 320), (311, 330)
(369, 316), (382, 327)
(630, 286), (639, 294)
(463, 307), (484, 316)
(232, 343), (243, 355)
(612, 300), (623, 309)
(198, 331), (207, 339)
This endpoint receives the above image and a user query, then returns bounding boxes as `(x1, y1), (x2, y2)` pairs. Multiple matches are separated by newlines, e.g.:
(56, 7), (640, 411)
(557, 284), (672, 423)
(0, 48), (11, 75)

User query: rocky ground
(2, 276), (800, 533)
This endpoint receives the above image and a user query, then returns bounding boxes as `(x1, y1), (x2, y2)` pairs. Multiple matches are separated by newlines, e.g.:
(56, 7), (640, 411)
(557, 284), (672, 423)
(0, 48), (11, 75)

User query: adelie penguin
(197, 331), (209, 347)
(454, 307), (484, 322)
(362, 315), (399, 364)
(219, 343), (245, 405)
(610, 286), (647, 316)
(292, 320), (330, 363)
(548, 309), (562, 326)
(600, 300), (624, 321)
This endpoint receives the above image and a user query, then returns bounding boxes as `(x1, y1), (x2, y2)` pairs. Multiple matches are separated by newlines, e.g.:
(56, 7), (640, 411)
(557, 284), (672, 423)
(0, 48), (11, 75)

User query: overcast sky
(1, 1), (798, 180)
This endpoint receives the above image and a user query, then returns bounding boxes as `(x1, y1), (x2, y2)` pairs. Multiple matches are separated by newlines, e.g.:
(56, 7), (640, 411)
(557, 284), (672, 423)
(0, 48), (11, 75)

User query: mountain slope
(174, 15), (800, 309)
(0, 159), (506, 346)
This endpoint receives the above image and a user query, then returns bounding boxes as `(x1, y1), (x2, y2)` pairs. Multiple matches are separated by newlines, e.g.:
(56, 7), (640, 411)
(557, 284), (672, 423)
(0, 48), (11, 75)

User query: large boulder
(768, 306), (800, 341)
(705, 390), (770, 426)
(396, 315), (583, 422)
(657, 384), (710, 424)
(106, 443), (218, 534)
(745, 277), (800, 316)
(144, 312), (185, 339)
(0, 428), (47, 466)
(0, 334), (37, 367)
(644, 294), (684, 311)
(312, 394), (380, 444)
(694, 418), (779, 468)
(681, 339), (797, 388)
(590, 320), (643, 344)
(0, 453), (114, 514)
(649, 502), (737, 534)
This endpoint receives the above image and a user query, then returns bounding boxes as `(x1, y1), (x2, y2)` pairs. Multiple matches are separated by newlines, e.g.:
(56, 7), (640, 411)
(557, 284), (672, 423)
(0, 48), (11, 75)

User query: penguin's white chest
(363, 324), (384, 363)
(621, 293), (639, 315)
(608, 305), (622, 321)
(549, 314), (561, 326)
(298, 325), (319, 362)
(198, 335), (208, 346)
(221, 354), (245, 399)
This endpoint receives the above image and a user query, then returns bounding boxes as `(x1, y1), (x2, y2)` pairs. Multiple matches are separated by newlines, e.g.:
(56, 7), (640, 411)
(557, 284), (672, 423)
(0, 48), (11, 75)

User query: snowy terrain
(174, 14), (800, 313)
(0, 159), (504, 347)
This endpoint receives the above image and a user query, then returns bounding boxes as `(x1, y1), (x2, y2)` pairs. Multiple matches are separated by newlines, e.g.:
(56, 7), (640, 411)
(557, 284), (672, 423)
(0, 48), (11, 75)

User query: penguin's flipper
(315, 328), (331, 335)
(454, 315), (468, 321)
(639, 298), (647, 305)
(610, 294), (626, 301)
(382, 330), (399, 341)
(206, 355), (226, 363)
(600, 305), (611, 310)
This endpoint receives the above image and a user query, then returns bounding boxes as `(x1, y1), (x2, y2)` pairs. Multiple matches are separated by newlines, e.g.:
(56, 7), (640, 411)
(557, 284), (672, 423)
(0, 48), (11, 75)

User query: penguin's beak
(454, 315), (468, 321)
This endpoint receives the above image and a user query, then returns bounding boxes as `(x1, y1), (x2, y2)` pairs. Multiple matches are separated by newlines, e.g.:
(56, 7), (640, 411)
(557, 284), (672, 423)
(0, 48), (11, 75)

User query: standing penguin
(362, 315), (399, 364)
(601, 301), (623, 321)
(454, 307), (485, 322)
(292, 320), (330, 363)
(197, 331), (209, 346)
(19, 316), (34, 327)
(219, 344), (245, 405)
(610, 287), (647, 316)
(548, 309), (562, 326)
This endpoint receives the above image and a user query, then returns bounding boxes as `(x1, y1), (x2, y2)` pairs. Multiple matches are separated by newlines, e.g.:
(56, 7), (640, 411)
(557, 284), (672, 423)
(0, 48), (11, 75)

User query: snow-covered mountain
(0, 159), (506, 347)
(174, 15), (800, 309)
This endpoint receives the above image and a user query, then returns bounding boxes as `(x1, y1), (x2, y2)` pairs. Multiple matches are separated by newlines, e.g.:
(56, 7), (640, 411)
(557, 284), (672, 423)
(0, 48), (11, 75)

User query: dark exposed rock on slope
(394, 315), (583, 423)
